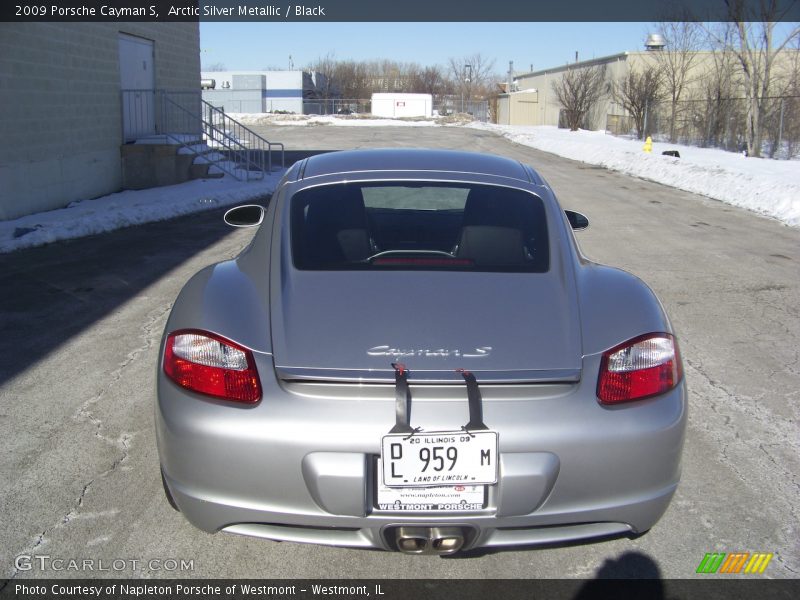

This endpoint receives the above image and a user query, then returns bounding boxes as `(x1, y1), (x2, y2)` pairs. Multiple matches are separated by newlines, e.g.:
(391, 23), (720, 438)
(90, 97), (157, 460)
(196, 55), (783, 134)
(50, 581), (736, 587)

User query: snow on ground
(2, 118), (798, 254)
(230, 113), (444, 127)
(0, 172), (284, 254)
(470, 123), (800, 227)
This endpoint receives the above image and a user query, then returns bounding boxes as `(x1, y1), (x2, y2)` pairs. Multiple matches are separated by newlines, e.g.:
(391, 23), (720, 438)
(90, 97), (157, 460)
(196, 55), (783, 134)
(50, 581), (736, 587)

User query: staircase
(130, 133), (229, 182)
(121, 89), (284, 183)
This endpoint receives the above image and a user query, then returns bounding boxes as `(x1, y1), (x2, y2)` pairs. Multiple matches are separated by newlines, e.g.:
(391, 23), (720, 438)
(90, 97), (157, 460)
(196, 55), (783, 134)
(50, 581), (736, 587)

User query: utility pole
(778, 97), (785, 158)
(463, 64), (472, 113)
(507, 61), (514, 125)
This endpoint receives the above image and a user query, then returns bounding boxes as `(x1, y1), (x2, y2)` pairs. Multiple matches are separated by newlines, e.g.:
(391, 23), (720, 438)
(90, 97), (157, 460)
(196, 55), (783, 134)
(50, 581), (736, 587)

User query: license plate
(376, 465), (486, 512)
(381, 430), (498, 487)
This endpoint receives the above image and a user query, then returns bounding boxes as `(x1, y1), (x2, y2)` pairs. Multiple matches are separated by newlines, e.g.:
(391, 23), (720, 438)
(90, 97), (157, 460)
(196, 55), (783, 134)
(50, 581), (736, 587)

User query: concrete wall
(0, 22), (200, 221)
(120, 143), (197, 189)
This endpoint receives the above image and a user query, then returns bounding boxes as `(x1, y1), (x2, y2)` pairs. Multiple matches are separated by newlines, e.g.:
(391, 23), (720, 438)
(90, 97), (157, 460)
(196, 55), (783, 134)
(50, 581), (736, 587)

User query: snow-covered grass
(470, 123), (800, 227)
(2, 117), (797, 254)
(0, 173), (284, 254)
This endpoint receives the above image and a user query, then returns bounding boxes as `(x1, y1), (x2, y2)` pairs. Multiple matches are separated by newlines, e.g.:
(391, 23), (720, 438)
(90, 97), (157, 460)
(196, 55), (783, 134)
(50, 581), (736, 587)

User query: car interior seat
(455, 187), (528, 266)
(303, 185), (372, 264)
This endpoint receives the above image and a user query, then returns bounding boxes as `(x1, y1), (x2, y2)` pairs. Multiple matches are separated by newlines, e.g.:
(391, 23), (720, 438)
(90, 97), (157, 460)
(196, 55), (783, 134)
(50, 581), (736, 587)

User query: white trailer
(371, 93), (433, 118)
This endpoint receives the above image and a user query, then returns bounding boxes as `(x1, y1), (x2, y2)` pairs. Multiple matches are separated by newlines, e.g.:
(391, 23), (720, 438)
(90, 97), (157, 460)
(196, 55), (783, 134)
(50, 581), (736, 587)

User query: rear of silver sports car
(156, 165), (687, 554)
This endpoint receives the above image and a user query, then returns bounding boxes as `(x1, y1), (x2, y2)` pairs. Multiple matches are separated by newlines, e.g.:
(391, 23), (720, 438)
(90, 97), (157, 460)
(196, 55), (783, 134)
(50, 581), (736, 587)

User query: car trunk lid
(270, 270), (582, 384)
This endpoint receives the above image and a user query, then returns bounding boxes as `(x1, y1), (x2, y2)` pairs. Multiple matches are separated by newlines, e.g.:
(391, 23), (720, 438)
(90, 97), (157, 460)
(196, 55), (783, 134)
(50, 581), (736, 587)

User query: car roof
(296, 148), (539, 184)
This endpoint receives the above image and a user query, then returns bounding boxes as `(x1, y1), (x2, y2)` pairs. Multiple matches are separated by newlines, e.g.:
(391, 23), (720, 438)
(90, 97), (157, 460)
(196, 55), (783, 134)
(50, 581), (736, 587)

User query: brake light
(163, 329), (261, 403)
(597, 333), (682, 404)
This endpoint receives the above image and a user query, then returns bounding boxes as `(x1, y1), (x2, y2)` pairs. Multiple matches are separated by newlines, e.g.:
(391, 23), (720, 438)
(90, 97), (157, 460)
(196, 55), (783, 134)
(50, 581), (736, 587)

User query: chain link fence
(433, 96), (490, 121)
(605, 95), (800, 159)
(302, 99), (372, 115)
(302, 96), (490, 121)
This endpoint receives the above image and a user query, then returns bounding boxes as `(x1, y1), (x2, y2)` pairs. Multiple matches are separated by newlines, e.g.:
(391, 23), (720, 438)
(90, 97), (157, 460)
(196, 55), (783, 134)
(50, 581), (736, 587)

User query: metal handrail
(202, 102), (266, 177)
(202, 100), (285, 171)
(120, 89), (285, 181)
(161, 92), (258, 180)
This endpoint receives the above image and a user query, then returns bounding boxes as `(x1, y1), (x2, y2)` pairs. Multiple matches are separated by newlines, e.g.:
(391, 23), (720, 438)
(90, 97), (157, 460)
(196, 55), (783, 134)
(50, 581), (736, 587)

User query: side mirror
(224, 205), (264, 228)
(565, 210), (589, 231)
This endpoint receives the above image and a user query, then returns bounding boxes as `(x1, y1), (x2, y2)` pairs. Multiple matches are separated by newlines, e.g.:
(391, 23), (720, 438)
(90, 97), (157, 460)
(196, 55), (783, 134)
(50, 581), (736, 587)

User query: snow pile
(0, 172), (284, 254)
(470, 123), (800, 227)
(229, 113), (443, 127)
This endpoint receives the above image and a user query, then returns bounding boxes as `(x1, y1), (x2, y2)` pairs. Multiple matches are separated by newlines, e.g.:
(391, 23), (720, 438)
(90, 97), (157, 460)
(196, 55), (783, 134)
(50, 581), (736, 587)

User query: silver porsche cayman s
(156, 148), (686, 555)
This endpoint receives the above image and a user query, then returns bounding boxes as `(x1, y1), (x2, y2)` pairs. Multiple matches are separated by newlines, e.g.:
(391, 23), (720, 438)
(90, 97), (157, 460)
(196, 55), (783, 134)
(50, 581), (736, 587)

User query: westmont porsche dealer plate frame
(375, 463), (486, 512)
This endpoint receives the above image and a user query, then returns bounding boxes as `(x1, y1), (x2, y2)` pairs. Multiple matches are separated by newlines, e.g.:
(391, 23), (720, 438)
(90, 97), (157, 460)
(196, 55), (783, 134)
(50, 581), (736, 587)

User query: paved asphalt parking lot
(1, 125), (798, 581)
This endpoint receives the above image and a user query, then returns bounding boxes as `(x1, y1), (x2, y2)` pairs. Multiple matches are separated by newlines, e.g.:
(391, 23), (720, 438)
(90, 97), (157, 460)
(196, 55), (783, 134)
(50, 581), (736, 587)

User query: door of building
(119, 34), (155, 142)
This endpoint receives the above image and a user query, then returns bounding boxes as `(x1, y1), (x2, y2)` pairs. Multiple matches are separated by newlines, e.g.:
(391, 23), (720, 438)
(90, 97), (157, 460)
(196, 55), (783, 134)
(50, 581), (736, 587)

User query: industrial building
(200, 70), (327, 114)
(497, 38), (799, 136)
(0, 23), (201, 221)
(498, 52), (633, 129)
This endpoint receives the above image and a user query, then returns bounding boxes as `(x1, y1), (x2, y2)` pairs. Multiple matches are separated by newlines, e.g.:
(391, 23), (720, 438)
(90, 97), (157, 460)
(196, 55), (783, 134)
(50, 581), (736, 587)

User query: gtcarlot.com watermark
(15, 554), (194, 573)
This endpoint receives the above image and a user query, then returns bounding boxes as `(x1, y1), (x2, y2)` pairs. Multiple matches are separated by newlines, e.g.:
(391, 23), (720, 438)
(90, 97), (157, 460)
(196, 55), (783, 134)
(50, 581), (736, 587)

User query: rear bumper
(165, 470), (677, 550)
(156, 353), (687, 551)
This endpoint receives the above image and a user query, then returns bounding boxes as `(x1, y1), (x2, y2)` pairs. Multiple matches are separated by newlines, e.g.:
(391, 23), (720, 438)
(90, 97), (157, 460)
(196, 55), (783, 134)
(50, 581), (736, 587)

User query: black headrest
(462, 187), (520, 228)
(305, 185), (367, 231)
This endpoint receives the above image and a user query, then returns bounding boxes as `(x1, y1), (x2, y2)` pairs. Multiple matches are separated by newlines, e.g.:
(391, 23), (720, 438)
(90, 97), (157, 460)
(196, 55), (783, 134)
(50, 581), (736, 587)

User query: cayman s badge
(367, 345), (492, 358)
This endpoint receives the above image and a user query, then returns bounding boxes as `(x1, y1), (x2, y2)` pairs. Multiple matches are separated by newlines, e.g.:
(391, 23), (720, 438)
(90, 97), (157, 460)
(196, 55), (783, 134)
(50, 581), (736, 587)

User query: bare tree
(366, 59), (419, 93)
(333, 60), (370, 98)
(448, 54), (497, 107)
(304, 53), (499, 113)
(654, 18), (703, 142)
(408, 65), (447, 101)
(764, 35), (800, 157)
(309, 53), (339, 100)
(705, 1), (800, 156)
(697, 35), (741, 149)
(781, 38), (800, 157)
(310, 57), (449, 101)
(613, 66), (664, 139)
(550, 65), (608, 131)
(204, 62), (226, 72)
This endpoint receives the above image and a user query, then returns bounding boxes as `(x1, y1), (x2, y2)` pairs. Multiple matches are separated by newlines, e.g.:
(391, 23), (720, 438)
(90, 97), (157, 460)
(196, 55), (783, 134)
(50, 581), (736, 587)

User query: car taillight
(163, 329), (261, 403)
(597, 333), (682, 404)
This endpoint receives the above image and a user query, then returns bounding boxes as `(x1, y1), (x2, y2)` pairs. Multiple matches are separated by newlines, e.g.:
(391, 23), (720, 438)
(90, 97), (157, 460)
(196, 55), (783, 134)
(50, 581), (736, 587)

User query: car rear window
(290, 182), (549, 272)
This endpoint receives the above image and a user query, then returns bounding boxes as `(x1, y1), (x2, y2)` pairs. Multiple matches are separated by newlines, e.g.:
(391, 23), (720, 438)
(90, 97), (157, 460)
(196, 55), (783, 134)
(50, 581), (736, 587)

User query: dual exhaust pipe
(394, 526), (467, 555)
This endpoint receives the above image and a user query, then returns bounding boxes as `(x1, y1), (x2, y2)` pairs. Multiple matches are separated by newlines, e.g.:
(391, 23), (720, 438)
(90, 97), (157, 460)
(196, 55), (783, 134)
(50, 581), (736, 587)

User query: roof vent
(645, 33), (666, 51)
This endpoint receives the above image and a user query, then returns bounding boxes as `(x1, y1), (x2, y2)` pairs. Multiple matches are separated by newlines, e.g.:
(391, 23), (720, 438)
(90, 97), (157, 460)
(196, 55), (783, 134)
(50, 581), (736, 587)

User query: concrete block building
(200, 70), (327, 114)
(0, 23), (200, 221)
(497, 54), (629, 128)
(497, 47), (799, 134)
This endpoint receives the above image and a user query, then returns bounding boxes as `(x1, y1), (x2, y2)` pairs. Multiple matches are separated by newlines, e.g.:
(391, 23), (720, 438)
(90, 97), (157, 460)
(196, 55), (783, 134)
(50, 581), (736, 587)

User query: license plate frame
(375, 460), (487, 512)
(380, 430), (498, 488)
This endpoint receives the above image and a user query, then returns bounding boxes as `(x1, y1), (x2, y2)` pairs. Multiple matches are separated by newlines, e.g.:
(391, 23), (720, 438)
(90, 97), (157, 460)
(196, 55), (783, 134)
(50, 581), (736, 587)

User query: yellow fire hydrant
(643, 136), (653, 153)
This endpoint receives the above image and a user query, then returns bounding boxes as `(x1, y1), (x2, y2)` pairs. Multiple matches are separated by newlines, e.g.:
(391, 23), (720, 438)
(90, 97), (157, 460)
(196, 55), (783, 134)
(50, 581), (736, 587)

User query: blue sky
(199, 22), (662, 75)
